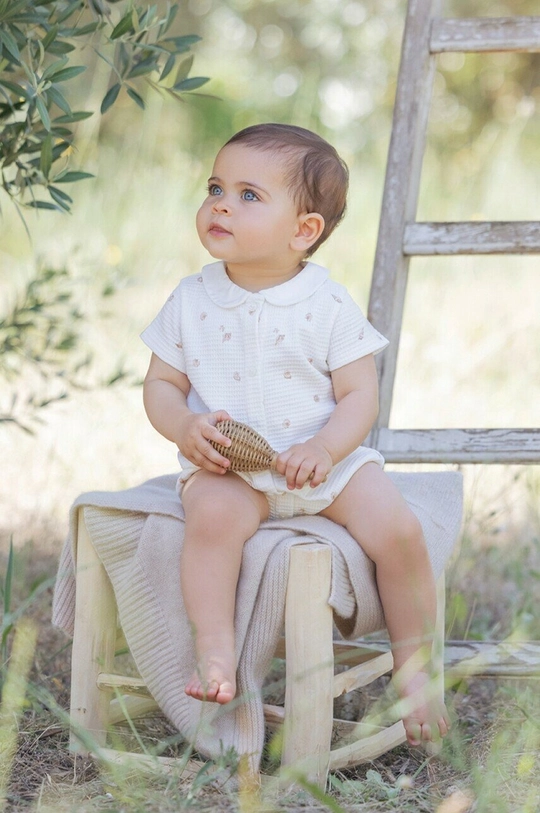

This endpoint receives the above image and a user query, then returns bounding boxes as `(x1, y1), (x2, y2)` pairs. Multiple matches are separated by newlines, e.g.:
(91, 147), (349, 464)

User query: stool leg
(282, 544), (334, 788)
(69, 507), (117, 752)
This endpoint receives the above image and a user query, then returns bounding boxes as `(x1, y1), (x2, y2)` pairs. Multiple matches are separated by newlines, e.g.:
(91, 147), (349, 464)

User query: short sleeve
(326, 290), (389, 371)
(140, 286), (187, 373)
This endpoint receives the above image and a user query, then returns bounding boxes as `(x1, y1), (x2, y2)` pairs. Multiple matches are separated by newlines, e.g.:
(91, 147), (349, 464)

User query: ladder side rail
(368, 0), (441, 429)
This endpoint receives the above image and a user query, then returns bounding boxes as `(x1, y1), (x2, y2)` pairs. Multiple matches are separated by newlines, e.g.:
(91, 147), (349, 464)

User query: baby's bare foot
(185, 652), (236, 704)
(394, 668), (450, 747)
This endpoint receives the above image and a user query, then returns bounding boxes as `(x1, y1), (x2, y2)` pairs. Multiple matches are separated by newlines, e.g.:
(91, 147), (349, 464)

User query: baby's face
(196, 144), (304, 273)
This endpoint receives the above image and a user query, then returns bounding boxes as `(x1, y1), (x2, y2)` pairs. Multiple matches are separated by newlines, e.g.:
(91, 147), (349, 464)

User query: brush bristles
(211, 420), (277, 473)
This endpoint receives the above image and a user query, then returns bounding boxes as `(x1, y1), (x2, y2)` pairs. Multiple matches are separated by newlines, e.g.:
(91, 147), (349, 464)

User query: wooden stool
(69, 508), (446, 787)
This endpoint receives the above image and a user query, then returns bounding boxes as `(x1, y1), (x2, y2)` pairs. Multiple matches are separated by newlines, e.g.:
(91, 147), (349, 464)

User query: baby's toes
(405, 720), (423, 747)
(184, 676), (198, 696)
(202, 680), (220, 701)
(438, 715), (451, 738)
(215, 680), (236, 705)
(420, 722), (433, 742)
(185, 675), (218, 701)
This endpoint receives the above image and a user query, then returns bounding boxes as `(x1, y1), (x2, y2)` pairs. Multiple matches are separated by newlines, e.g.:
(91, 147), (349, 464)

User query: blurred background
(1, 0), (539, 585)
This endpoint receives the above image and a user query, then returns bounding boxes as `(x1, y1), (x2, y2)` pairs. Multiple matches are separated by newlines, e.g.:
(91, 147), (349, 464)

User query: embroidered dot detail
(284, 371), (292, 379)
(308, 358), (314, 364)
(233, 372), (241, 381)
(200, 312), (207, 320)
(223, 333), (232, 342)
(175, 342), (183, 349)
(197, 276), (203, 282)
(283, 419), (291, 428)
(167, 294), (174, 301)
(275, 334), (285, 346)
(193, 359), (200, 367)
(332, 294), (343, 303)
(313, 394), (320, 402)
(358, 327), (365, 340)
(305, 313), (312, 321)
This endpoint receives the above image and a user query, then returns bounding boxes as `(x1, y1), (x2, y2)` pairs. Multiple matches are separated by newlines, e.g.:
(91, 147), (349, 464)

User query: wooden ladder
(367, 0), (540, 676)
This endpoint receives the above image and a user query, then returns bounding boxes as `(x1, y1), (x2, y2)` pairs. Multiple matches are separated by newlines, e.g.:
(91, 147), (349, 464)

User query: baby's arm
(276, 353), (379, 490)
(143, 353), (232, 474)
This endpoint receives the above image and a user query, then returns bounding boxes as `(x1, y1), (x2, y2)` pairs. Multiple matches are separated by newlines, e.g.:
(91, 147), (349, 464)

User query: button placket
(244, 297), (266, 428)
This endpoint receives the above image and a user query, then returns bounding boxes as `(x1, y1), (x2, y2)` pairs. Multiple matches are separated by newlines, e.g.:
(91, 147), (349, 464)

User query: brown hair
(224, 123), (349, 257)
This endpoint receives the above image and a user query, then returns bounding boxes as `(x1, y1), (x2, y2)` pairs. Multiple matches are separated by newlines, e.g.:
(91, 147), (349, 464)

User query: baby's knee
(391, 509), (427, 560)
(366, 507), (425, 563)
(400, 509), (424, 543)
(182, 473), (265, 535)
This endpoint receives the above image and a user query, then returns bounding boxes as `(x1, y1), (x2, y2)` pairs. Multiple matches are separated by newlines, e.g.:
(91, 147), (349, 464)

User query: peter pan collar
(201, 261), (329, 308)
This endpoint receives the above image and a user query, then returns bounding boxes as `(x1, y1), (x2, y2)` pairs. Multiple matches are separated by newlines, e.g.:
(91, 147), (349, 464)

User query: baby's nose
(212, 197), (231, 213)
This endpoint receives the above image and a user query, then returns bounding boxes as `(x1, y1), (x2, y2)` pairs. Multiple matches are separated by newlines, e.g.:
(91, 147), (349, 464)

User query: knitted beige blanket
(52, 470), (462, 770)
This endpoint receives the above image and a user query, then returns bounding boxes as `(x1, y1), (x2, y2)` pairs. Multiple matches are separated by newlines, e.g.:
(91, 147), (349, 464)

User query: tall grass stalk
(0, 618), (38, 809)
(0, 540), (14, 679)
(1, 540), (55, 696)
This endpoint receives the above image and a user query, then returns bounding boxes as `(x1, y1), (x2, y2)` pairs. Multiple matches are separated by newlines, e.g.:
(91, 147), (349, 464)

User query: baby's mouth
(208, 222), (232, 236)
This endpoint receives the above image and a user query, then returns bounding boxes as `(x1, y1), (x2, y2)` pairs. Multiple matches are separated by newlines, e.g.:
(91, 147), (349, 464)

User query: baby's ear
(291, 213), (325, 252)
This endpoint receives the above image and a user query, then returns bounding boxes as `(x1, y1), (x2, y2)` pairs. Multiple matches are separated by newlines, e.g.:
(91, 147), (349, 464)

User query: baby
(141, 123), (450, 746)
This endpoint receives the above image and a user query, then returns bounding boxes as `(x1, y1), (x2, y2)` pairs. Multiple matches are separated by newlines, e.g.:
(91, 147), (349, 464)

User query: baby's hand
(176, 410), (233, 474)
(276, 438), (333, 490)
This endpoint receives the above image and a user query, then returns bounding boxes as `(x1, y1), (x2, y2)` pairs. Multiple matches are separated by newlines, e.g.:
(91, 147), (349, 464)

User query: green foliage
(0, 265), (85, 430)
(0, 264), (135, 431)
(0, 1), (209, 212)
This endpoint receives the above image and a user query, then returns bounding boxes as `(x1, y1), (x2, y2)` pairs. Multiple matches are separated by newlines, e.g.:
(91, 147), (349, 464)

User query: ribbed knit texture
(52, 471), (463, 770)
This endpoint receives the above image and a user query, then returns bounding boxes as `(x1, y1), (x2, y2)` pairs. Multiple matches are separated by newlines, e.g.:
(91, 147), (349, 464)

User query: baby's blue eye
(208, 184), (222, 196)
(242, 189), (259, 201)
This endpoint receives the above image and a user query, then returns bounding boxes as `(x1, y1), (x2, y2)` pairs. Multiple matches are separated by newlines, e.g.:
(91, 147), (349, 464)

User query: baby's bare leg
(181, 471), (269, 704)
(320, 463), (450, 745)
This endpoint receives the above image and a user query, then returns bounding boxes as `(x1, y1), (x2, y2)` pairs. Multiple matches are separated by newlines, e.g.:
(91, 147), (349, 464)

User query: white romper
(141, 261), (389, 519)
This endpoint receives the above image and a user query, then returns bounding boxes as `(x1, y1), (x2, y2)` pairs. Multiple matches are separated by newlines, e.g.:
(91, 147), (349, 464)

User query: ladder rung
(403, 222), (540, 255)
(431, 17), (540, 53)
(358, 640), (540, 678)
(97, 672), (151, 696)
(371, 428), (540, 464)
(446, 640), (540, 679)
(333, 652), (393, 698)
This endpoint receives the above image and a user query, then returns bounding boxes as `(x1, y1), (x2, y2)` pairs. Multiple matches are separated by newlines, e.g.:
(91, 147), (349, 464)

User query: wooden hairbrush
(210, 419), (322, 481)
